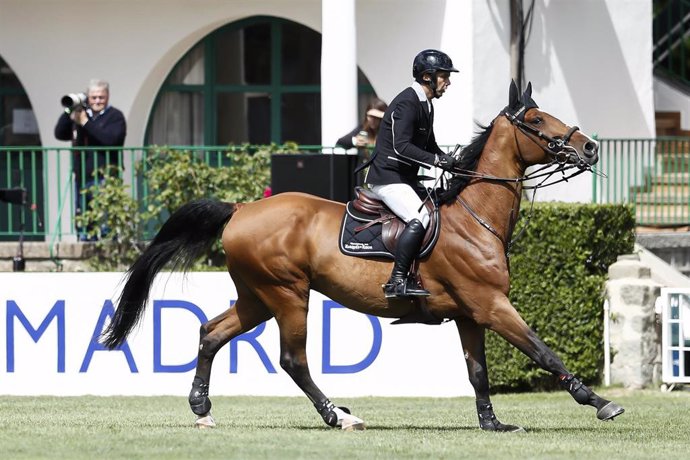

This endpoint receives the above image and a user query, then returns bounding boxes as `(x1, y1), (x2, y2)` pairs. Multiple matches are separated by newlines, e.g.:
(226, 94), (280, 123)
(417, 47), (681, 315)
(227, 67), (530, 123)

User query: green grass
(0, 389), (688, 459)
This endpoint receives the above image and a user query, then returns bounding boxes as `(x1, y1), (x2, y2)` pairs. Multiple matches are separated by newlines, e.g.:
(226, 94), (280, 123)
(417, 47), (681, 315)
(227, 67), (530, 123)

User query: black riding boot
(383, 219), (430, 298)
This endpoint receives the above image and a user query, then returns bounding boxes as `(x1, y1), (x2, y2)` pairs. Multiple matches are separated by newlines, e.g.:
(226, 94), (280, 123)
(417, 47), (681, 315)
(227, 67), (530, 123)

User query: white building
(0, 0), (655, 205)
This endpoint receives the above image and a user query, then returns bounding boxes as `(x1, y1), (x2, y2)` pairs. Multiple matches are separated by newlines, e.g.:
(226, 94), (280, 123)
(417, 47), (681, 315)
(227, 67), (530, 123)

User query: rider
(364, 49), (459, 298)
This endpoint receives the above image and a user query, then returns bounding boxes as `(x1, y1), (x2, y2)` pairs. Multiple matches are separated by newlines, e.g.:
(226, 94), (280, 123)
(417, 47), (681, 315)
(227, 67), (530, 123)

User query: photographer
(54, 79), (126, 240)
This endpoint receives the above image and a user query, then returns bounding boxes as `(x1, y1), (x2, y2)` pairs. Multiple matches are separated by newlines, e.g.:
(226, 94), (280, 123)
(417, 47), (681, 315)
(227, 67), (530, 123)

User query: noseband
(442, 109), (596, 258)
(504, 111), (587, 168)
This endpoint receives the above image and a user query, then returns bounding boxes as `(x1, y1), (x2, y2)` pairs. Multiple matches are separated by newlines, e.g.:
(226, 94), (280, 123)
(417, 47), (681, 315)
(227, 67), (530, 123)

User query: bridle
(447, 109), (595, 189)
(444, 108), (599, 257)
(504, 109), (592, 176)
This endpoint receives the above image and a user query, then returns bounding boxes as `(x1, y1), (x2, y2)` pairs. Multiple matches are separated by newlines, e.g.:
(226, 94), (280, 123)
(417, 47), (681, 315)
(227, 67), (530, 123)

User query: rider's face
(434, 71), (452, 97)
(423, 71), (452, 98)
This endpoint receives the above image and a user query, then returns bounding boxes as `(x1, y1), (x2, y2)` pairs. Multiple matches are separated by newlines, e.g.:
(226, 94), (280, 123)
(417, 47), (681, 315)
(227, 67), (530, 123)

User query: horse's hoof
(500, 424), (526, 433)
(597, 401), (625, 421)
(342, 420), (366, 431)
(481, 422), (525, 433)
(195, 412), (216, 429)
(333, 406), (365, 431)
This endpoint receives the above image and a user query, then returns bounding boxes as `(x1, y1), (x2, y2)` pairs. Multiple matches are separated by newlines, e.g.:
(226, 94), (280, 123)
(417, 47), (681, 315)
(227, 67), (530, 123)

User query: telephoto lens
(60, 92), (87, 112)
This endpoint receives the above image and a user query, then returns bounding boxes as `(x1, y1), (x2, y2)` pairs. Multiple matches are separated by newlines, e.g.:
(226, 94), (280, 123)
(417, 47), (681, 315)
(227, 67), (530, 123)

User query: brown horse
(101, 81), (624, 431)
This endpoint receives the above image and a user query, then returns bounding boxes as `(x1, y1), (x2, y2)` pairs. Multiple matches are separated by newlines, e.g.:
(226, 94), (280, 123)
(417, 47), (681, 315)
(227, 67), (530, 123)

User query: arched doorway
(0, 55), (43, 240)
(146, 16), (378, 146)
(0, 55), (41, 147)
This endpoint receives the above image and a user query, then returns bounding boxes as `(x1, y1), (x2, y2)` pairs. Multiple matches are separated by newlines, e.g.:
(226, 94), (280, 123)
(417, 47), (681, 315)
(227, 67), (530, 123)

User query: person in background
(364, 49), (459, 299)
(336, 97), (388, 184)
(54, 79), (126, 240)
(336, 97), (388, 150)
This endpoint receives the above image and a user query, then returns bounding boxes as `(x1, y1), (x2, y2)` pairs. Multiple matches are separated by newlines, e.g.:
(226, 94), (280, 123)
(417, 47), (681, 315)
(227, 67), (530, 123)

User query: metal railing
(1, 147), (45, 240)
(0, 145), (392, 244)
(4, 139), (688, 247)
(593, 137), (690, 226)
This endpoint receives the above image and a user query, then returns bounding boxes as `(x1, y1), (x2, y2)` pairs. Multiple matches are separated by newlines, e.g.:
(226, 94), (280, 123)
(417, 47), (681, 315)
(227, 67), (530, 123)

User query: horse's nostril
(583, 141), (598, 157)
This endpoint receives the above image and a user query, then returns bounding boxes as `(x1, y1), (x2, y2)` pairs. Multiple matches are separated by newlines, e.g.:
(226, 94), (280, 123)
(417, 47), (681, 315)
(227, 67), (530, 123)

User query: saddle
(338, 187), (444, 325)
(339, 187), (440, 259)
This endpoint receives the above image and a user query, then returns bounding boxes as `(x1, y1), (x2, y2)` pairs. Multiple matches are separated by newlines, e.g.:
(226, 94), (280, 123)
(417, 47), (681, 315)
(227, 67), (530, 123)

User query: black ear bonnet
(504, 80), (539, 121)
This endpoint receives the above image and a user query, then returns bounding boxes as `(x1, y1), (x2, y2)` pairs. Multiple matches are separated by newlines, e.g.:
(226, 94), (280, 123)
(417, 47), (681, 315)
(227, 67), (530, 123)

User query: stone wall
(606, 254), (662, 389)
(0, 242), (92, 272)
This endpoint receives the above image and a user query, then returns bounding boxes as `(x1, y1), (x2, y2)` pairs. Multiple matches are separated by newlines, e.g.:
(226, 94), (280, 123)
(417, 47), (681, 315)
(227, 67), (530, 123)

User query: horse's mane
(438, 122), (494, 204)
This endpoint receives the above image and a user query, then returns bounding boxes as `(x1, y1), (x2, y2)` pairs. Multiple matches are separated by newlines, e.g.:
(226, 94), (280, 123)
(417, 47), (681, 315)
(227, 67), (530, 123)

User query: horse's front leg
(455, 318), (524, 432)
(272, 298), (365, 431)
(189, 290), (272, 428)
(487, 297), (624, 421)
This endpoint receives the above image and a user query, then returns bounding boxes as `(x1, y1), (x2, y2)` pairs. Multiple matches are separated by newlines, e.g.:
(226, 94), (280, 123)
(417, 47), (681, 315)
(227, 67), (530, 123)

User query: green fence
(593, 137), (690, 226)
(1, 147), (49, 241)
(0, 145), (369, 244)
(4, 140), (688, 245)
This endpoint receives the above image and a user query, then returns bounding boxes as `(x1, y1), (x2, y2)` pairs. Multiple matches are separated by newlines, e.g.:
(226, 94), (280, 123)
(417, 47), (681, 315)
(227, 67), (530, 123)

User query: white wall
(655, 78), (690, 131)
(0, 0), (322, 148)
(522, 0), (654, 202)
(471, 0), (512, 127)
(321, 0), (358, 146)
(354, 0), (472, 146)
(0, 0), (655, 204)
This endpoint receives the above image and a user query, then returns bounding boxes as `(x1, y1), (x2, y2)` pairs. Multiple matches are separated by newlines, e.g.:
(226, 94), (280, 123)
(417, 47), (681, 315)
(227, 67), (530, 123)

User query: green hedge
(486, 202), (635, 392)
(79, 143), (297, 270)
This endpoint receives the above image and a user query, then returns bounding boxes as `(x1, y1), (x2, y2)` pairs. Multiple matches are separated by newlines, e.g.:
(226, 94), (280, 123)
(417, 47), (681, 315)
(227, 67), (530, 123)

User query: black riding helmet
(412, 49), (458, 96)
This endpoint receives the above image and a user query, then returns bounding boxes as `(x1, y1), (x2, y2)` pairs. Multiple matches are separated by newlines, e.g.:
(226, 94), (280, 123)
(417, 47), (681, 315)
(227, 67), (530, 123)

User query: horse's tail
(100, 198), (236, 349)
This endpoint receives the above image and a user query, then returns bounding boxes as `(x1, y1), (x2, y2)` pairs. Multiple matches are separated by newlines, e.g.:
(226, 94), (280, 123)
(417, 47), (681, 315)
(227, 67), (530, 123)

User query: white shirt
(411, 81), (431, 113)
(86, 105), (110, 120)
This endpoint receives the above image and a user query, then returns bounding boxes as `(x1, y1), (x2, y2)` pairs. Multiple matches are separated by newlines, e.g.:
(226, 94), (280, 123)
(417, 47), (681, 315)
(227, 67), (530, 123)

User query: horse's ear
(509, 80), (519, 108)
(524, 81), (533, 99)
(522, 81), (539, 110)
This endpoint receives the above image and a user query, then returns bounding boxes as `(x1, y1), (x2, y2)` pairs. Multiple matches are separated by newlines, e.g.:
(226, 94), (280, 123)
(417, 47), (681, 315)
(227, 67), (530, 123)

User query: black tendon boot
(383, 219), (430, 298)
(476, 399), (524, 432)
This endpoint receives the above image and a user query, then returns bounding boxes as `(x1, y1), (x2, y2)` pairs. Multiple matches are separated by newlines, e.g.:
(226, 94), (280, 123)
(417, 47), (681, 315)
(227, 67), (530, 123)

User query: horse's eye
(533, 117), (543, 124)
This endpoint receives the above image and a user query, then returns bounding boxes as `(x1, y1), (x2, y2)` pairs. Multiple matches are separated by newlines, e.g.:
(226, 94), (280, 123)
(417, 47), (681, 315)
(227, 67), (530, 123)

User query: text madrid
(4, 299), (382, 374)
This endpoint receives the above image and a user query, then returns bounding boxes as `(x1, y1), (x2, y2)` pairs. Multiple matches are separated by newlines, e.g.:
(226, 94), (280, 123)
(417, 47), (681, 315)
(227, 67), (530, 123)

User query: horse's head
(504, 80), (599, 169)
(439, 81), (599, 203)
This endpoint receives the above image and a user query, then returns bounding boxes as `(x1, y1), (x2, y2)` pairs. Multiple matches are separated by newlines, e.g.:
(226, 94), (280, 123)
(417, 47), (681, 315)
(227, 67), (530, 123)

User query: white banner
(0, 272), (472, 397)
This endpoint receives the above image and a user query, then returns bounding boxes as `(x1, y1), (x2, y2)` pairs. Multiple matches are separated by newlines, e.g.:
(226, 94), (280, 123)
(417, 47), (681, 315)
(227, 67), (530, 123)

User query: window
(146, 16), (376, 146)
(0, 55), (44, 240)
(0, 56), (41, 147)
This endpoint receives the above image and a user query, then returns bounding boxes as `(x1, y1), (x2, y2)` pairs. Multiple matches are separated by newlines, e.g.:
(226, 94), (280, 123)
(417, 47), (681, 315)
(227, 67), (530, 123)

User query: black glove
(435, 154), (457, 171)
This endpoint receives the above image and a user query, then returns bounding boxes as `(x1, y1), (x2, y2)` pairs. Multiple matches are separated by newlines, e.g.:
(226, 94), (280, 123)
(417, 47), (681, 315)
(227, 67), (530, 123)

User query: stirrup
(383, 278), (430, 298)
(404, 278), (430, 297)
(383, 278), (407, 298)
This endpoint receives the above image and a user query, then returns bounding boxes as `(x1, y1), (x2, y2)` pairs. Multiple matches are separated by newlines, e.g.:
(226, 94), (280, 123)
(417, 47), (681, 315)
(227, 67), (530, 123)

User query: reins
(447, 113), (592, 187)
(443, 112), (595, 257)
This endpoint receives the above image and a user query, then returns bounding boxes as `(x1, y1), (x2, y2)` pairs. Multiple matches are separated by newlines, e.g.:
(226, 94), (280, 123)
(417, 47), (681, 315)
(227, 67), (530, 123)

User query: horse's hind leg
(189, 284), (272, 428)
(455, 319), (524, 432)
(268, 290), (365, 430)
(487, 298), (624, 422)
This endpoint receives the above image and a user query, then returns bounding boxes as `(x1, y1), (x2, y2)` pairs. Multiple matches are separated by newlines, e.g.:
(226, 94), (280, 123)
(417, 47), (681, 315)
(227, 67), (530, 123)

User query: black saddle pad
(339, 202), (393, 258)
(338, 202), (439, 259)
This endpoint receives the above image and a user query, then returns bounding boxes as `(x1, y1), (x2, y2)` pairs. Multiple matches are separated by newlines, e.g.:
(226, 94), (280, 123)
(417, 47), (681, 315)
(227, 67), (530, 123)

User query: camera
(61, 92), (87, 112)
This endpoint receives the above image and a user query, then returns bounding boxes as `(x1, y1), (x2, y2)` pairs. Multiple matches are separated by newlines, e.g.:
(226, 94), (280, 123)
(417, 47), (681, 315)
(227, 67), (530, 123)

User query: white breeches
(369, 183), (430, 228)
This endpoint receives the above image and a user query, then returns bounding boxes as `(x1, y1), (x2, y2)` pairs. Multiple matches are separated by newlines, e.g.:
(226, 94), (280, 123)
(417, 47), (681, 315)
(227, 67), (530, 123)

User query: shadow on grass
(200, 422), (614, 434)
(206, 423), (482, 432)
